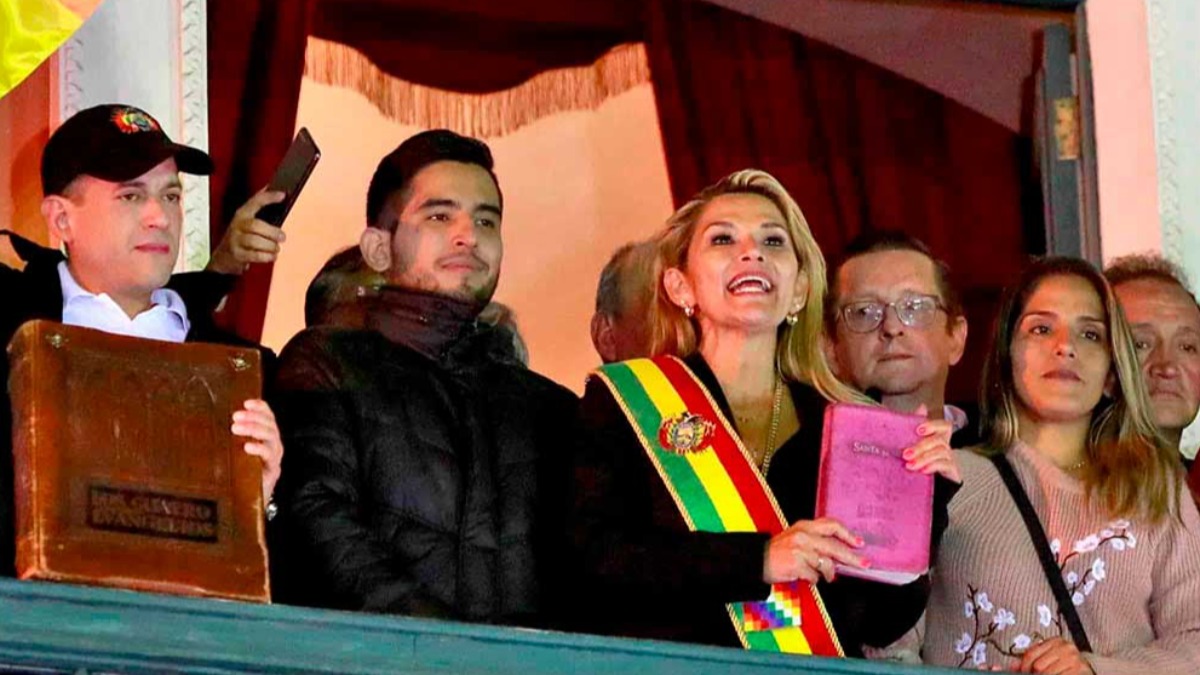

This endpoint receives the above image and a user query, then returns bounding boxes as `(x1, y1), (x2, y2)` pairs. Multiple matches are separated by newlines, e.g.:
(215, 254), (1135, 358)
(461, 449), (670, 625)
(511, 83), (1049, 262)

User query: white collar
(58, 261), (190, 342)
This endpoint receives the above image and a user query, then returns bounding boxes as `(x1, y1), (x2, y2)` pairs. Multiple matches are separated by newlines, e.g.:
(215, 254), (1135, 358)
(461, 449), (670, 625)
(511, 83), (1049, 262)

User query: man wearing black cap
(0, 104), (287, 576)
(271, 130), (577, 625)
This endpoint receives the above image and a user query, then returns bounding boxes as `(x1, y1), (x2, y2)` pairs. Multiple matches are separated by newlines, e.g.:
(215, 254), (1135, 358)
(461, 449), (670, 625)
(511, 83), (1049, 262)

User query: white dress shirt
(58, 262), (190, 343)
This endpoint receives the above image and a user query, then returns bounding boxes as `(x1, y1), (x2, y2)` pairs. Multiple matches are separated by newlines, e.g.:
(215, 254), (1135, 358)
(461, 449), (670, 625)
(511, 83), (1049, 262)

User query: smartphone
(255, 128), (321, 227)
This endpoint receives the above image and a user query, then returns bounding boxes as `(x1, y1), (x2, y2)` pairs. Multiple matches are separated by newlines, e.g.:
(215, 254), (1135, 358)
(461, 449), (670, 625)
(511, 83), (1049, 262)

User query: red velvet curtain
(645, 0), (1034, 403)
(311, 0), (644, 93)
(207, 0), (314, 342)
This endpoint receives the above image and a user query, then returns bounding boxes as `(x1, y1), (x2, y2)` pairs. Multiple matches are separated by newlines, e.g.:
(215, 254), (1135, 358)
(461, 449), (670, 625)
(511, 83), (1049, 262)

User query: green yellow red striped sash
(594, 355), (843, 657)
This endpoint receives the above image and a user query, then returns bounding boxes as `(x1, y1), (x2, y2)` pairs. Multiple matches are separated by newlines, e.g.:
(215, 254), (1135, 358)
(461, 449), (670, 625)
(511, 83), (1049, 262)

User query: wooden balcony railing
(0, 578), (960, 674)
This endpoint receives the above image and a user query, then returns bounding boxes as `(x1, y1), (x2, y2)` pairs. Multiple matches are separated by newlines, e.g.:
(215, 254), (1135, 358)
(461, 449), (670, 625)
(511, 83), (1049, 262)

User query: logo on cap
(111, 108), (160, 134)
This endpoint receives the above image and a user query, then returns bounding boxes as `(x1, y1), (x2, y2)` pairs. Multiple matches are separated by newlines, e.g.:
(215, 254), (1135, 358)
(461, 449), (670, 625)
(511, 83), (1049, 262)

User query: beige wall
(261, 79), (674, 392)
(1087, 0), (1162, 262)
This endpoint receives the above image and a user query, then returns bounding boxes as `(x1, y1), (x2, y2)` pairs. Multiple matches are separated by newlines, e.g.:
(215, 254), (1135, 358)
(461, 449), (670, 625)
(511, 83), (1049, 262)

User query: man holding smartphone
(0, 104), (288, 576)
(271, 130), (577, 625)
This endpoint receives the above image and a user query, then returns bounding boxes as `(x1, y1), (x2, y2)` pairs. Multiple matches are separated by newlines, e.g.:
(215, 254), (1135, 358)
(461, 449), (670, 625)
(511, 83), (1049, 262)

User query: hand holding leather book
(815, 402), (932, 585)
(7, 321), (269, 602)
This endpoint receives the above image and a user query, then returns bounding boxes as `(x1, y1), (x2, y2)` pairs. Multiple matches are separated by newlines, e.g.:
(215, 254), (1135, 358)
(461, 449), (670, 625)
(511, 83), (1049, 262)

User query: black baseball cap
(366, 129), (500, 227)
(41, 104), (214, 197)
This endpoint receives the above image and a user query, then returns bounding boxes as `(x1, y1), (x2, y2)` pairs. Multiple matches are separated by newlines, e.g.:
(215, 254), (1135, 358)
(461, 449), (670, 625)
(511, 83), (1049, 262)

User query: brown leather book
(7, 320), (269, 602)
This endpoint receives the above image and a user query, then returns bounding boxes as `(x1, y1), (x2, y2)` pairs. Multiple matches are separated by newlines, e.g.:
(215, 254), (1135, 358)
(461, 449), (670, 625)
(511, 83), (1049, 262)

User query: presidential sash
(594, 355), (844, 657)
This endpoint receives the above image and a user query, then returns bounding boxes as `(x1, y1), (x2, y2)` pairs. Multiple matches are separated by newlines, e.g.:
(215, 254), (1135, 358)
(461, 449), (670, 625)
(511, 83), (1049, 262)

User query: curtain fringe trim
(303, 37), (651, 138)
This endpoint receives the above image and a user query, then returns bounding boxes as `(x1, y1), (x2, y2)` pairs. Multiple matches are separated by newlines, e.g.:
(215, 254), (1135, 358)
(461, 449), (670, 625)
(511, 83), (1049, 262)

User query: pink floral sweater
(922, 443), (1200, 673)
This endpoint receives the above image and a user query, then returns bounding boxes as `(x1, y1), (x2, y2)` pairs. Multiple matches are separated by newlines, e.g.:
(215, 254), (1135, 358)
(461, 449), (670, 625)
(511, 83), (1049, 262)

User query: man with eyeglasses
(826, 231), (970, 439)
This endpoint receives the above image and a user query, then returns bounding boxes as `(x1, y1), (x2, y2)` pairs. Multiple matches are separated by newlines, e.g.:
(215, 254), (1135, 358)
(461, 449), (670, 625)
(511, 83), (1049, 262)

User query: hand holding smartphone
(255, 128), (321, 227)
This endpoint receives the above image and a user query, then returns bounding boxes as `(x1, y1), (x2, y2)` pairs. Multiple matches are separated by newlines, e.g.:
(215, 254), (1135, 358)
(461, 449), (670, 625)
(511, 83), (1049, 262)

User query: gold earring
(785, 304), (802, 325)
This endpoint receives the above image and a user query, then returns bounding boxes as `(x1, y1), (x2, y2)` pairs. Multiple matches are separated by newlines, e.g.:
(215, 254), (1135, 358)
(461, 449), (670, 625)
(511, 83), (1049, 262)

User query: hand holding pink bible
(815, 403), (933, 585)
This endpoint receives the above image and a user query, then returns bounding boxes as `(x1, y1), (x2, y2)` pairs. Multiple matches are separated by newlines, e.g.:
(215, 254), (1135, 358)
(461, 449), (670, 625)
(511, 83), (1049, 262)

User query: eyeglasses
(837, 294), (947, 333)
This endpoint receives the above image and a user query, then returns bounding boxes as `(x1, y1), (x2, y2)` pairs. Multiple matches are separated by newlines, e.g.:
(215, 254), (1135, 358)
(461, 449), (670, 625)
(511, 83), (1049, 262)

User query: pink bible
(815, 402), (932, 585)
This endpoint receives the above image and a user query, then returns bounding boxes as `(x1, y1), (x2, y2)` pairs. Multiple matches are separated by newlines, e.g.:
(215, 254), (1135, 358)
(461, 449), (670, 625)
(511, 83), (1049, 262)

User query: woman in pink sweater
(923, 257), (1200, 674)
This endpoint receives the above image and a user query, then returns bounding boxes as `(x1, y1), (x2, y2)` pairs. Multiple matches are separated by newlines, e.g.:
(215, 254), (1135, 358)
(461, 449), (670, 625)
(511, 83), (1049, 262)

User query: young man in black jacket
(272, 130), (577, 626)
(0, 104), (286, 576)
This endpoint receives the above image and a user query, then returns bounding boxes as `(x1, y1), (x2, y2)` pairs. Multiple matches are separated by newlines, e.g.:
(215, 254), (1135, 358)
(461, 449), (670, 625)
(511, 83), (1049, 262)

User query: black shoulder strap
(989, 454), (1092, 653)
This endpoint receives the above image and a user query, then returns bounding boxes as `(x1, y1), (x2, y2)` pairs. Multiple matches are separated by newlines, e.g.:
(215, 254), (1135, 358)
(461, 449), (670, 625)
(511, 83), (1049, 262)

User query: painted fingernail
(902, 449), (914, 460)
(917, 425), (927, 434)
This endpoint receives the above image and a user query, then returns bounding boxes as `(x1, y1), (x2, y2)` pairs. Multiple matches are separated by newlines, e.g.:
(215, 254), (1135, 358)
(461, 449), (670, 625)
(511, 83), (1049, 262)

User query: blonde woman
(923, 257), (1200, 673)
(566, 170), (959, 657)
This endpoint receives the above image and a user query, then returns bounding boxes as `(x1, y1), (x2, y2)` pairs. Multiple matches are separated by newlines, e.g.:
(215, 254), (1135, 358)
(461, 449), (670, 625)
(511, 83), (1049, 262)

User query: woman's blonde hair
(979, 256), (1184, 522)
(647, 169), (860, 403)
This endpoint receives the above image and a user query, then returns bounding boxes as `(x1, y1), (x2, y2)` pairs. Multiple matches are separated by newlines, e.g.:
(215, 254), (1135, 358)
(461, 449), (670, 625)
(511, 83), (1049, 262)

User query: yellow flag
(0, 0), (102, 99)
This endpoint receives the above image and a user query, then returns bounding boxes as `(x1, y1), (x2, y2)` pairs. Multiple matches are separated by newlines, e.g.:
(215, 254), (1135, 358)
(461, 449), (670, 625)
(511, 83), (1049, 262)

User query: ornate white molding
(179, 0), (210, 271)
(57, 35), (86, 122)
(1145, 0), (1200, 458)
(1145, 0), (1182, 264)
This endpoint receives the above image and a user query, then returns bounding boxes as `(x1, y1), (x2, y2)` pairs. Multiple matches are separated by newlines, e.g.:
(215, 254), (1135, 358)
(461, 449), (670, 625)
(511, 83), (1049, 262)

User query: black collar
(365, 286), (485, 362)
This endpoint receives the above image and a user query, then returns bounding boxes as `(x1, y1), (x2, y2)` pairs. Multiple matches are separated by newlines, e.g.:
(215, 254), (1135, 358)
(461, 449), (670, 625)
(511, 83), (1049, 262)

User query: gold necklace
(758, 377), (784, 475)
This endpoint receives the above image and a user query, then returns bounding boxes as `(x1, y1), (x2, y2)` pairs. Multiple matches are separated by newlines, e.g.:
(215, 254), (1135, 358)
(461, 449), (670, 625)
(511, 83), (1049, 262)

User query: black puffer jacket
(271, 288), (578, 626)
